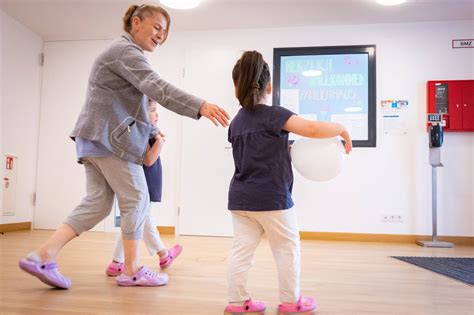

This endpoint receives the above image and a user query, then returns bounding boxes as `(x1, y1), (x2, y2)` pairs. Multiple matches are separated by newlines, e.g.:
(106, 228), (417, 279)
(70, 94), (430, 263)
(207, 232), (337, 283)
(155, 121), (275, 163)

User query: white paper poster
(381, 100), (408, 135)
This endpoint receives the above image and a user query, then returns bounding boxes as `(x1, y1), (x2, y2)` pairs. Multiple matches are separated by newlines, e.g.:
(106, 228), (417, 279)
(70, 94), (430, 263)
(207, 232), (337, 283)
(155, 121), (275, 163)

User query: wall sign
(3, 155), (18, 216)
(381, 100), (409, 135)
(452, 39), (473, 49)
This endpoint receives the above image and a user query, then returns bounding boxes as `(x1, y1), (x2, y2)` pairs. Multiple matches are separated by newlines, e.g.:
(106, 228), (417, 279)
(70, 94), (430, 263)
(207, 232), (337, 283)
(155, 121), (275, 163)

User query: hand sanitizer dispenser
(417, 114), (453, 248)
(429, 116), (443, 148)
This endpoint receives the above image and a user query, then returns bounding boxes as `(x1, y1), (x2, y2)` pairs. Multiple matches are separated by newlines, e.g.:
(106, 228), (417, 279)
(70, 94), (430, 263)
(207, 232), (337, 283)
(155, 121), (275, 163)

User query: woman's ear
(266, 82), (272, 95)
(131, 16), (141, 29)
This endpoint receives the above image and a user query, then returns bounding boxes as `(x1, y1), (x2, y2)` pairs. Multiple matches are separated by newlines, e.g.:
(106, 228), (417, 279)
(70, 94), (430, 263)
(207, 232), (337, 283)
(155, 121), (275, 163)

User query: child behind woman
(225, 51), (352, 315)
(106, 99), (182, 282)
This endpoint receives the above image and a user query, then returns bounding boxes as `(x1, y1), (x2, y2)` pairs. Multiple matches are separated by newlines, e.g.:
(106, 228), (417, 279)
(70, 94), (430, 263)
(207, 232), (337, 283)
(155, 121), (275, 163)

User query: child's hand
(340, 130), (352, 154)
(155, 131), (166, 144)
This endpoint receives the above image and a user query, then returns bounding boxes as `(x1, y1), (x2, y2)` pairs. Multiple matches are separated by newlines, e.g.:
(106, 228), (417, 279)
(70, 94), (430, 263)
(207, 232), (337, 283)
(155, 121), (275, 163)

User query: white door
(178, 48), (242, 236)
(34, 40), (113, 231)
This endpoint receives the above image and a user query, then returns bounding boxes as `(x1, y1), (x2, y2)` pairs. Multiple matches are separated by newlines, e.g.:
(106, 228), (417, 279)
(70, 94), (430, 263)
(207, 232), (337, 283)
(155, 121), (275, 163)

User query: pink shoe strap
(40, 261), (58, 270)
(279, 296), (315, 312)
(160, 255), (170, 264)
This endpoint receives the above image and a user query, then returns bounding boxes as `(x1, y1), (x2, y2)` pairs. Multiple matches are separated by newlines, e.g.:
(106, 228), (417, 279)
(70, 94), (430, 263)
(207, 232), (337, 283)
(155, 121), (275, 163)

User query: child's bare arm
(283, 115), (352, 154)
(143, 132), (165, 167)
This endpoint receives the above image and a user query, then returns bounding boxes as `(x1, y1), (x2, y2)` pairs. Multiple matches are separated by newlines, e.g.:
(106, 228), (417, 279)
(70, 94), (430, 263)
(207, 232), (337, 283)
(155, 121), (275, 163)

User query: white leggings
(228, 208), (301, 304)
(112, 210), (165, 262)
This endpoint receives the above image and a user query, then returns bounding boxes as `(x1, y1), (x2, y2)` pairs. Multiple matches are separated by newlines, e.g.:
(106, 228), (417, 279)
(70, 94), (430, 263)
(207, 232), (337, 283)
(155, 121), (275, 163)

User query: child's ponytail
(232, 51), (270, 111)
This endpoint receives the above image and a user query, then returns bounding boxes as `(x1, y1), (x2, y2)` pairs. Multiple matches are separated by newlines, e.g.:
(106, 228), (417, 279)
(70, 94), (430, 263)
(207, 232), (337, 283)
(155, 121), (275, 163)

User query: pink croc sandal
(159, 244), (183, 269)
(116, 266), (168, 287)
(224, 299), (266, 315)
(19, 258), (71, 289)
(105, 261), (124, 276)
(277, 296), (317, 315)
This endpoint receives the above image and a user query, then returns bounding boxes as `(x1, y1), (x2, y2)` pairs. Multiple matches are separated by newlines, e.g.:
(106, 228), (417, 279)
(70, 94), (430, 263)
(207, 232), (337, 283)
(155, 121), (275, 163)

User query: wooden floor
(0, 230), (473, 315)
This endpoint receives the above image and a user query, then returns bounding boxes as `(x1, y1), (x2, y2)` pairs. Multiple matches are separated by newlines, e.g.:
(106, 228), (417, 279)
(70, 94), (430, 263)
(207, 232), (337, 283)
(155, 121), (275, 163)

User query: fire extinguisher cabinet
(427, 80), (474, 131)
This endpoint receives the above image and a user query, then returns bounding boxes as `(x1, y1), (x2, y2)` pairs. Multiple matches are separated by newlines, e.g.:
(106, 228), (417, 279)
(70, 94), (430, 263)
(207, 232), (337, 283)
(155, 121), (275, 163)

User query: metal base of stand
(416, 240), (454, 248)
(418, 150), (454, 249)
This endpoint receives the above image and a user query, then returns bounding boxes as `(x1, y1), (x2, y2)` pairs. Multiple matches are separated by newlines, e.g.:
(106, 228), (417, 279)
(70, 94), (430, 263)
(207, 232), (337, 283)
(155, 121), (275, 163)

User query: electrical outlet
(381, 214), (403, 222)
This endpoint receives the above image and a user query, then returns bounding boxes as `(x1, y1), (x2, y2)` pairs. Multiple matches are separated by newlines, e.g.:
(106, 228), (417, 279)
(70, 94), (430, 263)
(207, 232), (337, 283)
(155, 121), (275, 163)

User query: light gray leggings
(64, 156), (149, 240)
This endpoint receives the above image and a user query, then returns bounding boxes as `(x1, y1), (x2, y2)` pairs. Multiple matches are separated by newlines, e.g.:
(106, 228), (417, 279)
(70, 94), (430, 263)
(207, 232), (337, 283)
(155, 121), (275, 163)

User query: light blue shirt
(75, 137), (112, 160)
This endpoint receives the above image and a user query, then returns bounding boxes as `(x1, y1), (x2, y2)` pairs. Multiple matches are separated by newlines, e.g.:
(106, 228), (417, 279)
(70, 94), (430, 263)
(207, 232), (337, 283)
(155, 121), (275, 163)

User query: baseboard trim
(299, 231), (474, 246)
(157, 226), (175, 235)
(0, 222), (32, 233)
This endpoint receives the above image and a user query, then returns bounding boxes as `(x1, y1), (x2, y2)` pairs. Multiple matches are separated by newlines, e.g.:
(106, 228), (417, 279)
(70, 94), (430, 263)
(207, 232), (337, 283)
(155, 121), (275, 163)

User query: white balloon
(291, 137), (345, 181)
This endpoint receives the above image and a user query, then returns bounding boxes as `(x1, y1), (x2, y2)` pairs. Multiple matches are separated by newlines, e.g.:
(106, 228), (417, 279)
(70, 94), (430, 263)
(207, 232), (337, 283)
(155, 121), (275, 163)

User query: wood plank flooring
(0, 230), (473, 314)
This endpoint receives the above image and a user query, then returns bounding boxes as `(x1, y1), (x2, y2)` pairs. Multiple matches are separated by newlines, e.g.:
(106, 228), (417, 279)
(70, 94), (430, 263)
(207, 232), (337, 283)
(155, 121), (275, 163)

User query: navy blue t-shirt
(228, 104), (295, 211)
(143, 139), (162, 202)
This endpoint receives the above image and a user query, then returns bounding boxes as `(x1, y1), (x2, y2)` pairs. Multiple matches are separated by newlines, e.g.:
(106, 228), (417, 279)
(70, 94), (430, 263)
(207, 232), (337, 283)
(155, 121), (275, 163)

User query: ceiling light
(376, 0), (407, 5)
(160, 0), (201, 10)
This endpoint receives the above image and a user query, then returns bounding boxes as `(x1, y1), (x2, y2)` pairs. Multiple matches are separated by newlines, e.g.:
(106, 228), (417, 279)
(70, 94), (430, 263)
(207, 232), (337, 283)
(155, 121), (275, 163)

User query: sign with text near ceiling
(452, 39), (473, 49)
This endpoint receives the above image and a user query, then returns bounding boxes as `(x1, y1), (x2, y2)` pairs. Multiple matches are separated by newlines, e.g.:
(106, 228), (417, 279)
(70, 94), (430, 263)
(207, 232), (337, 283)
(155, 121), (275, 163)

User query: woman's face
(131, 12), (168, 52)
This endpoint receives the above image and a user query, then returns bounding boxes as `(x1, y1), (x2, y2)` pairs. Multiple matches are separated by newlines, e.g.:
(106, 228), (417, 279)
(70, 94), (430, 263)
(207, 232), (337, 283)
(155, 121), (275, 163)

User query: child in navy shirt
(224, 51), (352, 315)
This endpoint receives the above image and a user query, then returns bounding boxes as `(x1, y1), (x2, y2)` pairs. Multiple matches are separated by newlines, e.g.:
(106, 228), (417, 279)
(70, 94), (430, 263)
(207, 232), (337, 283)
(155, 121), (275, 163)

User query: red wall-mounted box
(427, 80), (474, 131)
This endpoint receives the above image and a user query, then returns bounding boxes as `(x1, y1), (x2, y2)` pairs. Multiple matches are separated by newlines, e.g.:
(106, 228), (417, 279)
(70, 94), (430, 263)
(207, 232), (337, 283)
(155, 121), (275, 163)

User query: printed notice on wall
(3, 155), (18, 216)
(381, 100), (408, 135)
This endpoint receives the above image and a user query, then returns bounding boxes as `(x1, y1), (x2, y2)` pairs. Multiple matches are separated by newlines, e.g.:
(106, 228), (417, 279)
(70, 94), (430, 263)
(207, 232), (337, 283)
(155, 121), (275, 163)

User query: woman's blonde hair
(123, 4), (171, 43)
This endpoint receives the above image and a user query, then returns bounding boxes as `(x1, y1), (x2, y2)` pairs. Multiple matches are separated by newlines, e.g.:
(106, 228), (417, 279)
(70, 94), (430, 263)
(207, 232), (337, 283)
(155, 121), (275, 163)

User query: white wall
(33, 40), (113, 231)
(0, 12), (3, 215)
(146, 37), (187, 227)
(0, 10), (43, 224)
(165, 20), (474, 237)
(28, 19), (474, 236)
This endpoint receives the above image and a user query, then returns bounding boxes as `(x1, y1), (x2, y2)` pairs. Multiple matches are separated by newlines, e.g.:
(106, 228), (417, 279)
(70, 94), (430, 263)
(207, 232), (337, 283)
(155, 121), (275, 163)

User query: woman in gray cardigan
(19, 4), (229, 288)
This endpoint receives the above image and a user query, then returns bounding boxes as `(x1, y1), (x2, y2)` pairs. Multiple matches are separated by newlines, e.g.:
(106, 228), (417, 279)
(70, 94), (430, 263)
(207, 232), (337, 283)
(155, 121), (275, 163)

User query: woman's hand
(199, 102), (230, 127)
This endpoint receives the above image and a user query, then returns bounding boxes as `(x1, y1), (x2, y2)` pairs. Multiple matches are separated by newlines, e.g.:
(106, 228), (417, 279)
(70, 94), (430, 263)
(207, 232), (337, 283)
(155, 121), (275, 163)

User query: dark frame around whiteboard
(273, 45), (376, 147)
